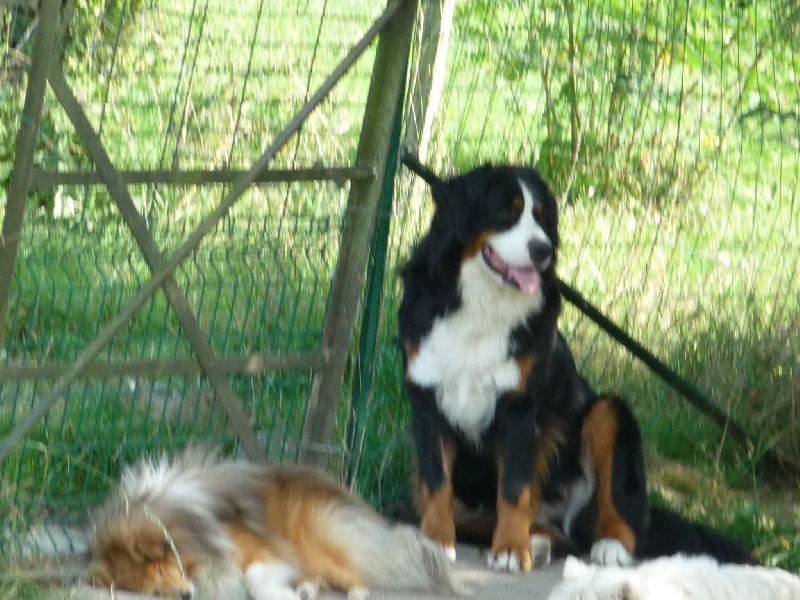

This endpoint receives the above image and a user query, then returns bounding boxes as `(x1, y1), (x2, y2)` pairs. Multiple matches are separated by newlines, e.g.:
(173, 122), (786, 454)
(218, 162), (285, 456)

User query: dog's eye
(500, 195), (524, 222)
(533, 202), (543, 218)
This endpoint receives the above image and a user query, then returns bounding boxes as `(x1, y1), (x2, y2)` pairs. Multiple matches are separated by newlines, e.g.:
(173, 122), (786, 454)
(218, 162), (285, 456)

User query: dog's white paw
(530, 534), (552, 569)
(487, 535), (552, 572)
(590, 538), (634, 566)
(346, 586), (369, 600)
(487, 550), (522, 573)
(296, 581), (319, 600)
(444, 545), (457, 562)
(251, 586), (302, 600)
(245, 561), (301, 600)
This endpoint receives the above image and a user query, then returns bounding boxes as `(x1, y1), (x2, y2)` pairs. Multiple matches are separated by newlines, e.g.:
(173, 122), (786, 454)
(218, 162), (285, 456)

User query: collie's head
(89, 452), (237, 598)
(91, 516), (198, 598)
(425, 164), (559, 297)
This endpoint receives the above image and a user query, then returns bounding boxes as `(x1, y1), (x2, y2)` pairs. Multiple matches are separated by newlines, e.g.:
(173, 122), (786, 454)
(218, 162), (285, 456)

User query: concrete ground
(42, 544), (566, 600)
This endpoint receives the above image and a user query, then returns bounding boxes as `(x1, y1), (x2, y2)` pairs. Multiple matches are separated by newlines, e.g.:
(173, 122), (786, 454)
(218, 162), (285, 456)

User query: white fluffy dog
(547, 554), (800, 600)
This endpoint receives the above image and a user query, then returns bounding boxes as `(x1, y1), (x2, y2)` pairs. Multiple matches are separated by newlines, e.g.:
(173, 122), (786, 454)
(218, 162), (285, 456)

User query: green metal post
(345, 78), (407, 487)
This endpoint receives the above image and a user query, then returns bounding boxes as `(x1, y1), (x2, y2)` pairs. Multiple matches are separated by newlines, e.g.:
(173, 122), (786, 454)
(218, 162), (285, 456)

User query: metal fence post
(345, 75), (407, 487)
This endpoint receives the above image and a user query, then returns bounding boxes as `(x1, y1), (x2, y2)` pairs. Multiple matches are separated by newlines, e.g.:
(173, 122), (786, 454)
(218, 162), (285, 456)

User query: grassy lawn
(0, 0), (798, 578)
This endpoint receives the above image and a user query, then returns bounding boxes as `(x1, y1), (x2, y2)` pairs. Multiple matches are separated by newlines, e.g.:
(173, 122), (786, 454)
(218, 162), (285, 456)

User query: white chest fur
(407, 255), (544, 443)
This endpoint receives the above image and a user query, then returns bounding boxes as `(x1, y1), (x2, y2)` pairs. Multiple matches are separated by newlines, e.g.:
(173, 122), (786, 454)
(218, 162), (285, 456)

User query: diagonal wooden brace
(47, 67), (266, 461)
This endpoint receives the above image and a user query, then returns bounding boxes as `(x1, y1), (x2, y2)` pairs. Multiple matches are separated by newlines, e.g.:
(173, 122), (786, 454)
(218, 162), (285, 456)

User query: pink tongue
(508, 266), (540, 294)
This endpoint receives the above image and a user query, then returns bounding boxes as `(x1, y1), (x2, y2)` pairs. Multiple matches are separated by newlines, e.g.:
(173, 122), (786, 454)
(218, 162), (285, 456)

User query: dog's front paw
(421, 513), (457, 562)
(488, 529), (533, 573)
(295, 581), (319, 600)
(590, 538), (635, 566)
(346, 586), (369, 600)
(487, 549), (527, 573)
(251, 586), (302, 600)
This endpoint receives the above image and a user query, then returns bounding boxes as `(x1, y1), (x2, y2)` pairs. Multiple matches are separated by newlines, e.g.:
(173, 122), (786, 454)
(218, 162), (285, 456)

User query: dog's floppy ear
(90, 558), (113, 587)
(423, 180), (470, 276)
(400, 153), (492, 243)
(418, 163), (493, 276)
(400, 155), (494, 274)
(433, 163), (493, 243)
(130, 525), (171, 564)
(537, 173), (560, 249)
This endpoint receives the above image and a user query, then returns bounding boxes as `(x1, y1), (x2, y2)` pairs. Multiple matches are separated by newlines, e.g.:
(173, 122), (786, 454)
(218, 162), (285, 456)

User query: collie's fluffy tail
(639, 505), (757, 565)
(325, 503), (461, 595)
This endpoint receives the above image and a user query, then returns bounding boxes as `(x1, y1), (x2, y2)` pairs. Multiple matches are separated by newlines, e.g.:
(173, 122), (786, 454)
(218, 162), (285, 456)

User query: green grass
(1, 0), (798, 579)
(0, 578), (44, 600)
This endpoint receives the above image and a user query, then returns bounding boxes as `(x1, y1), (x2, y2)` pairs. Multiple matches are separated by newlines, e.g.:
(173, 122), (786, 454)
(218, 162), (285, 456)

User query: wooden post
(48, 68), (267, 461)
(299, 0), (419, 468)
(0, 0), (61, 345)
(404, 0), (455, 163)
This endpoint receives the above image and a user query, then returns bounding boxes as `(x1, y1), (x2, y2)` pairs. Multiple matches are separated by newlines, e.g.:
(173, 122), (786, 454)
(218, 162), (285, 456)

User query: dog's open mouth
(482, 246), (541, 294)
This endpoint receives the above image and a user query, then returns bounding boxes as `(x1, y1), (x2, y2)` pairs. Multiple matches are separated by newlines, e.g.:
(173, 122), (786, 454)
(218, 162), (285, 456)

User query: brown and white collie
(90, 448), (459, 600)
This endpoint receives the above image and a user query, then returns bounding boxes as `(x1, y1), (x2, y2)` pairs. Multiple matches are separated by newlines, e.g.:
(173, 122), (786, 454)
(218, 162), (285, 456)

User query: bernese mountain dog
(397, 154), (755, 573)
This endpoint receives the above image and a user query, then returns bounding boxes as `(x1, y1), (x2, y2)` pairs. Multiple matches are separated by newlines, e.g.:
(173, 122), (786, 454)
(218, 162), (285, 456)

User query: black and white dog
(397, 155), (755, 573)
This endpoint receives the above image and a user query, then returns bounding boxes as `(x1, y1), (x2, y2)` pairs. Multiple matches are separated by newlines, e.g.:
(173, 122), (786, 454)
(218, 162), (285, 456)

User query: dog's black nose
(179, 591), (192, 600)
(528, 238), (553, 269)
